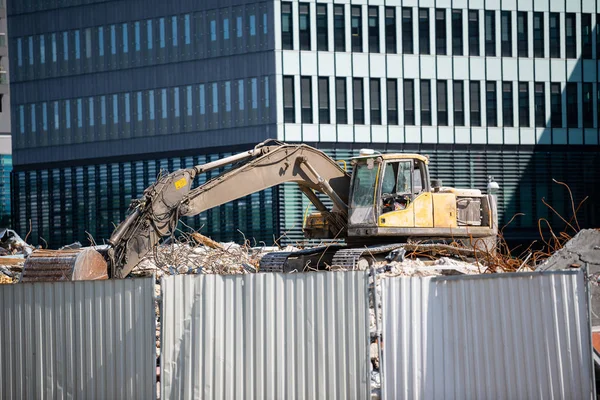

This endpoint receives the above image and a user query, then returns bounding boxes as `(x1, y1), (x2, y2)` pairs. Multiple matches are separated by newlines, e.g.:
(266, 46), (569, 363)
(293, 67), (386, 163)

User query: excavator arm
(107, 140), (350, 278)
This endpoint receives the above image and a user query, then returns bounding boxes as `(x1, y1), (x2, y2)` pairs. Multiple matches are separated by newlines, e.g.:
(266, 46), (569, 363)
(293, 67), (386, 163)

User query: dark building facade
(8, 0), (600, 248)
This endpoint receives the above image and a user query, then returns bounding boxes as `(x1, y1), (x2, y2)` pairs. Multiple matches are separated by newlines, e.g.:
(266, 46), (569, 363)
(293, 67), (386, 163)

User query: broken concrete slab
(537, 229), (600, 271)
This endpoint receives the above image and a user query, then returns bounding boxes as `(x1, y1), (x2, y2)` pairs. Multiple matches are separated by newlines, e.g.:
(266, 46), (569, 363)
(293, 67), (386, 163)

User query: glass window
(517, 12), (528, 57)
(42, 103), (48, 132)
(452, 81), (465, 126)
(566, 82), (577, 127)
(485, 11), (495, 56)
(549, 13), (559, 58)
(353, 78), (364, 124)
(111, 25), (116, 54)
(125, 95), (131, 125)
(336, 77), (347, 124)
(251, 78), (258, 109)
(420, 79), (431, 125)
(502, 82), (514, 127)
(161, 88), (168, 118)
(565, 13), (576, 59)
(85, 28), (92, 58)
(283, 76), (295, 122)
(402, 8), (413, 54)
(582, 14), (592, 59)
(225, 82), (231, 112)
(437, 80), (447, 126)
(334, 5), (345, 51)
(501, 11), (511, 57)
(51, 34), (57, 62)
(550, 83), (562, 127)
(172, 16), (178, 47)
(174, 87), (180, 117)
(265, 77), (270, 108)
(74, 30), (80, 59)
(199, 85), (205, 115)
(212, 83), (218, 113)
(137, 92), (143, 121)
(533, 13), (544, 57)
(299, 3), (311, 50)
(469, 10), (479, 56)
(237, 16), (243, 38)
(534, 83), (545, 127)
(583, 83), (593, 128)
(435, 9), (446, 55)
(31, 104), (36, 133)
(89, 97), (95, 126)
(368, 7), (380, 53)
(101, 96), (106, 125)
(264, 13), (268, 35)
(99, 27), (105, 56)
(147, 20), (153, 50)
(317, 4), (328, 51)
(40, 35), (45, 64)
(159, 18), (166, 48)
(351, 6), (363, 52)
(19, 105), (25, 134)
(113, 94), (119, 123)
(452, 10), (463, 56)
(65, 100), (71, 129)
(224, 18), (230, 40)
(385, 7), (396, 53)
(387, 79), (398, 125)
(486, 81), (497, 126)
(62, 33), (68, 61)
(419, 8), (430, 55)
(29, 36), (34, 65)
(184, 15), (191, 45)
(518, 82), (529, 127)
(186, 86), (193, 116)
(370, 78), (381, 125)
(75, 98), (82, 128)
(121, 24), (128, 53)
(404, 79), (414, 125)
(17, 38), (23, 66)
(211, 20), (217, 41)
(135, 22), (141, 51)
(250, 15), (256, 36)
(469, 81), (481, 126)
(54, 102), (59, 129)
(597, 14), (600, 59)
(313, 77), (327, 124)
(238, 80), (245, 111)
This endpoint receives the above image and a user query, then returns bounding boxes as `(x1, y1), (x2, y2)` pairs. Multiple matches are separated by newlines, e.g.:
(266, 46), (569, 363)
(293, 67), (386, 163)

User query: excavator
(23, 140), (498, 279)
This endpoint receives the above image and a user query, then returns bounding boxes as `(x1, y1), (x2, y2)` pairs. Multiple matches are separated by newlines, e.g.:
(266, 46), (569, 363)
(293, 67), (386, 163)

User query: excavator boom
(107, 140), (350, 278)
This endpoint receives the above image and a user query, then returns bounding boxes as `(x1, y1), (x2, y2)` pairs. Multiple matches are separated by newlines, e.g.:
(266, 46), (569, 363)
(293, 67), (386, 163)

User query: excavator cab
(346, 150), (497, 247)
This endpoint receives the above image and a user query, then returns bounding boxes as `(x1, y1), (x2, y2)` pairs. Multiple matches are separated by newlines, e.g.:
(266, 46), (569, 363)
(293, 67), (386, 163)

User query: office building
(0, 0), (11, 226)
(9, 0), (600, 247)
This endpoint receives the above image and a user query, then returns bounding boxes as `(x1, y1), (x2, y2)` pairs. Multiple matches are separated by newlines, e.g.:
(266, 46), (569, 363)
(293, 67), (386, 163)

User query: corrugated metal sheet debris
(161, 272), (370, 400)
(381, 270), (594, 399)
(0, 278), (156, 399)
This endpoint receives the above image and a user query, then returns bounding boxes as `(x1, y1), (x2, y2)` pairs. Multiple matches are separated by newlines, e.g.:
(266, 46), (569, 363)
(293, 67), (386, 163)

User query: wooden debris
(190, 232), (224, 250)
(21, 248), (108, 282)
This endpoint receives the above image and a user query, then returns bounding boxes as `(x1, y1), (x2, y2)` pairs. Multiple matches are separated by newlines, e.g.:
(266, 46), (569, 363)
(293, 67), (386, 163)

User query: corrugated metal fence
(161, 272), (371, 400)
(0, 278), (156, 399)
(381, 270), (594, 399)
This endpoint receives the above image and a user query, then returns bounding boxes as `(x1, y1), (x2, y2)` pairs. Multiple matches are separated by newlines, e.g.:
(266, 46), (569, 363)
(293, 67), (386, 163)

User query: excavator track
(331, 243), (407, 269)
(259, 245), (345, 273)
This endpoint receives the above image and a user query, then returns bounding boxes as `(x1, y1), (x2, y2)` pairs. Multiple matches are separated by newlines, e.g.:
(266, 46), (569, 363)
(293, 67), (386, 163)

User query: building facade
(8, 0), (600, 248)
(0, 0), (11, 226)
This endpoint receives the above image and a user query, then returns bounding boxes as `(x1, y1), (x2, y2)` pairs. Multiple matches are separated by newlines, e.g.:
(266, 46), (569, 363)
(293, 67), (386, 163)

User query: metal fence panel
(381, 270), (594, 400)
(0, 278), (156, 399)
(161, 272), (370, 399)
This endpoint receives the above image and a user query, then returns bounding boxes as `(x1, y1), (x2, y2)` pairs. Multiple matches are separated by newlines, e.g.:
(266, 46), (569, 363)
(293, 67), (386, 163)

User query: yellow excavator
(23, 140), (498, 279)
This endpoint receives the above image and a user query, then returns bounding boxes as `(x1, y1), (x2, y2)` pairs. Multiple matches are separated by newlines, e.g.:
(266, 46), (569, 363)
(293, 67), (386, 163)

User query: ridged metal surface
(0, 278), (156, 399)
(381, 270), (594, 399)
(161, 272), (370, 399)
